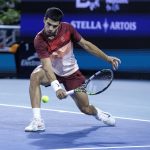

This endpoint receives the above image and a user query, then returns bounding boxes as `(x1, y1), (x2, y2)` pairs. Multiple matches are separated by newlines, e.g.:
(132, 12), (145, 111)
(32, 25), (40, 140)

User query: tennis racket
(66, 69), (113, 96)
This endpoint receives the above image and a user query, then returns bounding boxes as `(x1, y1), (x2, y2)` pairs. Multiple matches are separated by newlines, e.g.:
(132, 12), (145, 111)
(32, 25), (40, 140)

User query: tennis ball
(41, 95), (49, 103)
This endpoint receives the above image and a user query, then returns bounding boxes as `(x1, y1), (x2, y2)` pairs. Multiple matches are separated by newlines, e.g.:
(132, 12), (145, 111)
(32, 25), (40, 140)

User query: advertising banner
(16, 42), (40, 78)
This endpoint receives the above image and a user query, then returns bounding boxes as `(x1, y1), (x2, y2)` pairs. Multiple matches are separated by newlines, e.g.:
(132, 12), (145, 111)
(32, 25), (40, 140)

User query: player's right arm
(40, 57), (66, 99)
(41, 57), (57, 82)
(34, 33), (66, 99)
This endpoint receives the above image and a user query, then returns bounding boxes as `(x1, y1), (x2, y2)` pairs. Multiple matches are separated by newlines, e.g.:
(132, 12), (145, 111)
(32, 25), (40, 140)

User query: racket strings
(86, 71), (112, 94)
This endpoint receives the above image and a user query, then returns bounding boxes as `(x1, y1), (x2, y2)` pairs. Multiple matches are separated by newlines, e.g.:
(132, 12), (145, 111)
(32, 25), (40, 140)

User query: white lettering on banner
(21, 53), (41, 67)
(75, 0), (129, 12)
(106, 0), (128, 4)
(21, 60), (40, 67)
(76, 0), (90, 8)
(76, 0), (100, 11)
(110, 21), (137, 31)
(71, 20), (137, 32)
(71, 20), (102, 29)
(105, 0), (128, 11)
(106, 3), (120, 12)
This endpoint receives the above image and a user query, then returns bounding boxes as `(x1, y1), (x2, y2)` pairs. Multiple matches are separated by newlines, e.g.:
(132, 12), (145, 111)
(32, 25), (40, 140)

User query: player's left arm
(78, 37), (121, 70)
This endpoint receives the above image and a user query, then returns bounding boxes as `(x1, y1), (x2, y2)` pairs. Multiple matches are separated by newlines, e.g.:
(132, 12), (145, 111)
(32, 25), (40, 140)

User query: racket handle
(66, 90), (74, 95)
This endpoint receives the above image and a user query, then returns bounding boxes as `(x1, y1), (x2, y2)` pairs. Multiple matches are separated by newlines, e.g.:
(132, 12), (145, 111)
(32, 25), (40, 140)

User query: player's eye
(47, 23), (59, 28)
(53, 25), (58, 28)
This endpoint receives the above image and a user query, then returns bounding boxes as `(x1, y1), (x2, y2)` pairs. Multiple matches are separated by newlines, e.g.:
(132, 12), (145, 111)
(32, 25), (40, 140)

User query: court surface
(0, 79), (150, 150)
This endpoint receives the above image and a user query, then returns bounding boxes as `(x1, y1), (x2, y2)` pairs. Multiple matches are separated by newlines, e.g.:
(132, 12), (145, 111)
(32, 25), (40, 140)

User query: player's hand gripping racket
(66, 69), (114, 96)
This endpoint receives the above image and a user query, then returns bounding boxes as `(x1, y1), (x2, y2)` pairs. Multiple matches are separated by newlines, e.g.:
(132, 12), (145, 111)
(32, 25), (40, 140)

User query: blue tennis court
(1, 0), (150, 150)
(0, 79), (150, 150)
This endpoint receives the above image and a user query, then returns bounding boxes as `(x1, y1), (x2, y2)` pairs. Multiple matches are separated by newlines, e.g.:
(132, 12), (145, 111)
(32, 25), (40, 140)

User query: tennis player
(25, 7), (121, 132)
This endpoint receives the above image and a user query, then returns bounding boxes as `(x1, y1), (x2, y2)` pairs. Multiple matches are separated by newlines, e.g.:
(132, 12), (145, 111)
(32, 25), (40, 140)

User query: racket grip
(66, 90), (74, 95)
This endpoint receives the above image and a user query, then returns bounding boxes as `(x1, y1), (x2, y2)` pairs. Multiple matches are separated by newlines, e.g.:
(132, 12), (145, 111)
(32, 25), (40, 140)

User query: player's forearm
(44, 67), (57, 82)
(83, 41), (109, 62)
(41, 58), (63, 93)
(41, 58), (57, 83)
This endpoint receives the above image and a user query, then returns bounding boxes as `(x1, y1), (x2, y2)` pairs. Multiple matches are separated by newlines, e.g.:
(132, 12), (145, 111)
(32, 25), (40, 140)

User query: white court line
(53, 145), (150, 150)
(0, 103), (150, 123)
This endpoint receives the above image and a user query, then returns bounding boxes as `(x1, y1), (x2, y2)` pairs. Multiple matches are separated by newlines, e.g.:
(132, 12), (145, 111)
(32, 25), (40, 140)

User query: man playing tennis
(25, 7), (121, 132)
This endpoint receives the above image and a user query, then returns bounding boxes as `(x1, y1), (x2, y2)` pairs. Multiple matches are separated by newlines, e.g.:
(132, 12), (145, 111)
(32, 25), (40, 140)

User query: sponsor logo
(75, 0), (129, 12)
(76, 0), (100, 11)
(71, 19), (137, 32)
(106, 0), (128, 12)
(21, 53), (41, 67)
(106, 0), (128, 4)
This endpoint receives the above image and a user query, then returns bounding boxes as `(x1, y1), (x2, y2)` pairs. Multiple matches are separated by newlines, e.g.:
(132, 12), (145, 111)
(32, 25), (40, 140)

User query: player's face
(44, 18), (60, 37)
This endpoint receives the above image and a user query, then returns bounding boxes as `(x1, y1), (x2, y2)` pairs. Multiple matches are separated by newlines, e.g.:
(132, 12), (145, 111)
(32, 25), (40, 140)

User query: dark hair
(44, 7), (64, 21)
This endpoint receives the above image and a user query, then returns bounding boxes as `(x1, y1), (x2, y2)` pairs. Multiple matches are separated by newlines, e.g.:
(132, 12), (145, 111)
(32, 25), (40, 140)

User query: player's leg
(71, 93), (116, 126)
(29, 65), (50, 108)
(62, 70), (116, 126)
(71, 92), (97, 115)
(25, 65), (50, 132)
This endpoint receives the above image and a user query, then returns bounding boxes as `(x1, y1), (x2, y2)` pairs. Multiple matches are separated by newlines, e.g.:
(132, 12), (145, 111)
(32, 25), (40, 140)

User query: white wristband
(51, 80), (62, 92)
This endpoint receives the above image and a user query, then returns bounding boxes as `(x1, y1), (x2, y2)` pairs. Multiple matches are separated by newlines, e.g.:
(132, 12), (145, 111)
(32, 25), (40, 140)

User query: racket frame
(66, 69), (113, 95)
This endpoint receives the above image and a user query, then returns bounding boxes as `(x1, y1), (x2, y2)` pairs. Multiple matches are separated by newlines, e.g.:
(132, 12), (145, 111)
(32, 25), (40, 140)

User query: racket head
(84, 69), (114, 95)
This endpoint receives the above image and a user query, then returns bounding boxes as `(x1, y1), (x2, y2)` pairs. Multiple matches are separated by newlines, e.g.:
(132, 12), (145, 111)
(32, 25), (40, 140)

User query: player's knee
(30, 71), (41, 85)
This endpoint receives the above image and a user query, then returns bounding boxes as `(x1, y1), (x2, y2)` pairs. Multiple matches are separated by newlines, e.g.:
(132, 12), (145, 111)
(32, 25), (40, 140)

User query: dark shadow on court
(26, 125), (125, 149)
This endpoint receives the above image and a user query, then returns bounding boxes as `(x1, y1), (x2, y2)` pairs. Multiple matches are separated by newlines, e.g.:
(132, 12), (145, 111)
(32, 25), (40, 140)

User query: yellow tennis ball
(41, 95), (49, 103)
